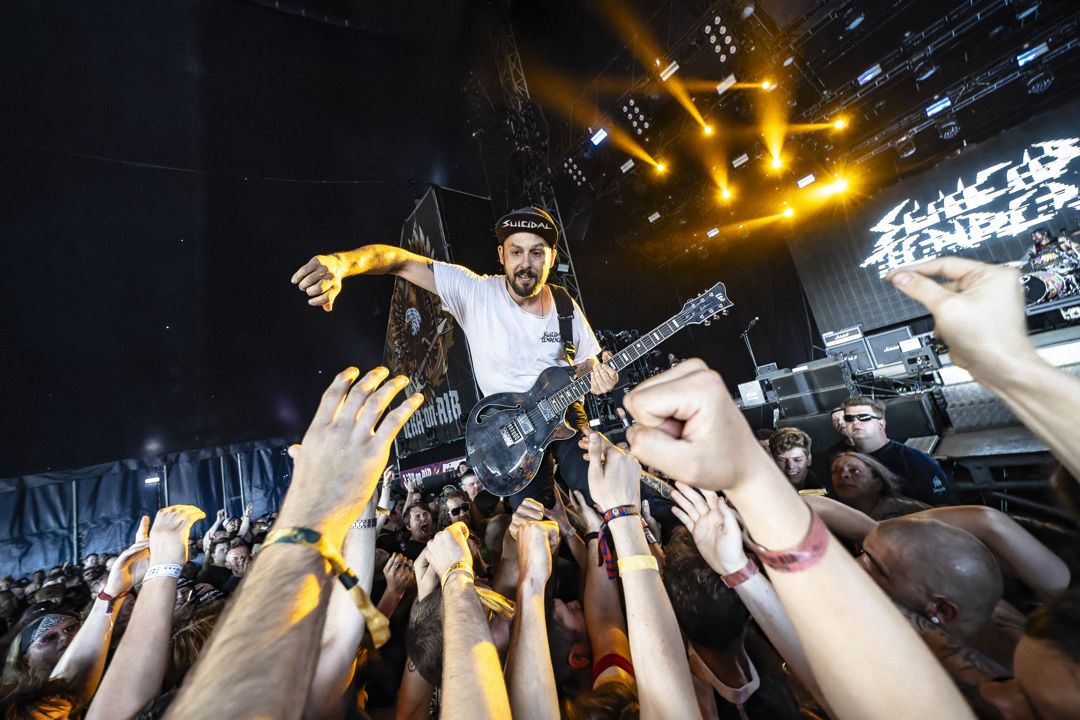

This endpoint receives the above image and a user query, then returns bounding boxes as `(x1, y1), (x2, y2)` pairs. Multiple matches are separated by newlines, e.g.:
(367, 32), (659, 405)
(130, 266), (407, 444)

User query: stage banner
(789, 99), (1080, 334)
(384, 189), (480, 457)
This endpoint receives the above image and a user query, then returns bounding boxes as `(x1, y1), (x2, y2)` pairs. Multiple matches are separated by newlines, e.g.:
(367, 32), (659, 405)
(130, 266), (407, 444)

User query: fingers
(624, 364), (723, 429)
(887, 268), (955, 311)
(290, 258), (321, 285)
(374, 392), (425, 445)
(356, 374), (411, 432)
(642, 500), (653, 519)
(627, 357), (708, 395)
(135, 515), (150, 543)
(312, 367), (361, 426)
(674, 481), (709, 516)
(671, 504), (694, 530)
(670, 485), (700, 522)
(340, 367), (391, 422)
(296, 268), (329, 292)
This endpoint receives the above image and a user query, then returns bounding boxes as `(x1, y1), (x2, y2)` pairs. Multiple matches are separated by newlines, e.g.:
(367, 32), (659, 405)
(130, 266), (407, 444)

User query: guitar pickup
(538, 400), (557, 421)
(500, 421), (523, 447)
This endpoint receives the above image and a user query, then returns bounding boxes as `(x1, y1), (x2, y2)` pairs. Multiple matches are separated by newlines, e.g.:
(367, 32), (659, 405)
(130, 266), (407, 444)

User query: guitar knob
(704, 319), (711, 326)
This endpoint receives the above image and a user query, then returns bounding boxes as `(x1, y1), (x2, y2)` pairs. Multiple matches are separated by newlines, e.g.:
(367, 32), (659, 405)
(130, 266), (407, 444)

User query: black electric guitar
(465, 282), (733, 496)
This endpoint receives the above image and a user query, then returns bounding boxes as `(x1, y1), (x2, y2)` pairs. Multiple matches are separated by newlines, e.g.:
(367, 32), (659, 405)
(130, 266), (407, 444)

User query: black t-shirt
(870, 440), (956, 506)
(402, 538), (428, 561)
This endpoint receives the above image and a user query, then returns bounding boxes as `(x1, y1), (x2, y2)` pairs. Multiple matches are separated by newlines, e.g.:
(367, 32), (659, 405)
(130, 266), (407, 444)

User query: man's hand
(670, 482), (747, 576)
(414, 550), (438, 600)
(586, 432), (642, 511)
(507, 498), (546, 541)
(623, 358), (772, 492)
(243, 502), (254, 518)
(383, 553), (416, 596)
(103, 517), (151, 597)
(278, 367), (423, 541)
(570, 490), (602, 534)
(292, 253), (347, 312)
(216, 508), (227, 524)
(887, 257), (1036, 377)
(517, 521), (560, 586)
(424, 522), (473, 578)
(587, 351), (619, 395)
(148, 505), (206, 566)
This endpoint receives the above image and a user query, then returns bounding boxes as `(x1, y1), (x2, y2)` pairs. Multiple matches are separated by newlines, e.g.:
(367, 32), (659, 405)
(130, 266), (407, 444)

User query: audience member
(768, 428), (824, 492)
(831, 451), (930, 520)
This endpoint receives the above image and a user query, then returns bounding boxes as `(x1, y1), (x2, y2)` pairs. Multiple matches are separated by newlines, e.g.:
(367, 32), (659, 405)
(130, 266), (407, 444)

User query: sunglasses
(449, 502), (471, 517)
(843, 413), (882, 422)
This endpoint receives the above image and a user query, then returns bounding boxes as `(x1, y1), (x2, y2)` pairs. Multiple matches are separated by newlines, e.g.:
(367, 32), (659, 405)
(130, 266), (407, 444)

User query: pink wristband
(721, 557), (760, 588)
(749, 511), (830, 572)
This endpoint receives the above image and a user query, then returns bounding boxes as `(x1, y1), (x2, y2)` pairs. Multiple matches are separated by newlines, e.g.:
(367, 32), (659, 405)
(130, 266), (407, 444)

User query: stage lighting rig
(936, 117), (961, 140)
(1025, 69), (1054, 94)
(562, 158), (587, 187)
(703, 14), (738, 62)
(622, 99), (651, 137)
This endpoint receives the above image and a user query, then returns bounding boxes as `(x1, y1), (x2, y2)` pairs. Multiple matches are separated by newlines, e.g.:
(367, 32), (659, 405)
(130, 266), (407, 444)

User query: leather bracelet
(97, 589), (130, 614)
(721, 557), (760, 588)
(616, 554), (658, 575)
(584, 531), (600, 544)
(749, 511), (830, 573)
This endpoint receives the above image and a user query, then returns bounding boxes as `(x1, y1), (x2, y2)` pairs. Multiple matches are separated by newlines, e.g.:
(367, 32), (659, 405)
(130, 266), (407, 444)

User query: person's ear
(567, 644), (591, 671)
(806, 452), (813, 465)
(497, 242), (505, 265)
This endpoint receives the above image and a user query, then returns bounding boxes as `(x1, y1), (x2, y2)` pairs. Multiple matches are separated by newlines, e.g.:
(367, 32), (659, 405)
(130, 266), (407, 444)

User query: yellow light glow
(833, 117), (848, 130)
(655, 162), (667, 173)
(783, 207), (795, 218)
(831, 177), (849, 193)
(720, 187), (732, 201)
(761, 80), (773, 90)
(770, 156), (783, 169)
(703, 125), (715, 136)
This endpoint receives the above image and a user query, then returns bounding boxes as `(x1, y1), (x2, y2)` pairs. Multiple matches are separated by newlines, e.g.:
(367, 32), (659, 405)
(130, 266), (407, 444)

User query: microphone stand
(740, 318), (760, 374)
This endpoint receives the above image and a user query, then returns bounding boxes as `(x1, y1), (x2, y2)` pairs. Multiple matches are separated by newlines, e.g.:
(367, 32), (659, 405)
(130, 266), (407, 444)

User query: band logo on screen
(861, 138), (1080, 277)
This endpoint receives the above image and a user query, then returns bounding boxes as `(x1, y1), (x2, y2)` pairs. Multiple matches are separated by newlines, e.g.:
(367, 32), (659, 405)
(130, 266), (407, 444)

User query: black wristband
(584, 531), (600, 544)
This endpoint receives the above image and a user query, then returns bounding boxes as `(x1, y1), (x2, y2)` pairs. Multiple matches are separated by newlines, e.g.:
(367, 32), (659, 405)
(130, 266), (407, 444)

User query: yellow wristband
(441, 561), (474, 588)
(617, 554), (659, 575)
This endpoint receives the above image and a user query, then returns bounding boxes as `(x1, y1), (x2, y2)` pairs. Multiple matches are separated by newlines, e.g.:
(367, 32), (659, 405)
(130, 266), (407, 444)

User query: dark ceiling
(2, 0), (1077, 477)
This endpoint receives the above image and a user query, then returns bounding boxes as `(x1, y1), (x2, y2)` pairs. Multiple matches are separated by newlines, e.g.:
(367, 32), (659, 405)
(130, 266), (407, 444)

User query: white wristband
(143, 564), (183, 581)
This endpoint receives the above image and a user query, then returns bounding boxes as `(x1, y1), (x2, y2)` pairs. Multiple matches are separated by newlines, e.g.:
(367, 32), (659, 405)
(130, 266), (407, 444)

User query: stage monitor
(866, 326), (913, 367)
(789, 100), (1080, 333)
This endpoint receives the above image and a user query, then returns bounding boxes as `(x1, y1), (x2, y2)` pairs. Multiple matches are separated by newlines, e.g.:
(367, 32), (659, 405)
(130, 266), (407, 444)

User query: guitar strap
(549, 284), (577, 367)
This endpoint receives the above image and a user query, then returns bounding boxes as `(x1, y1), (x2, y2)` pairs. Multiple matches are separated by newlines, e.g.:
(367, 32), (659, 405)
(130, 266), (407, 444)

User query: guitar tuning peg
(722, 310), (729, 315)
(704, 319), (711, 326)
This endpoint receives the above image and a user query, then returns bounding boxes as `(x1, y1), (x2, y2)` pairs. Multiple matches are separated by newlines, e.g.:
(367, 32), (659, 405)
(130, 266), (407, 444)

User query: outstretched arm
(166, 368), (422, 720)
(623, 359), (974, 720)
(292, 245), (436, 311)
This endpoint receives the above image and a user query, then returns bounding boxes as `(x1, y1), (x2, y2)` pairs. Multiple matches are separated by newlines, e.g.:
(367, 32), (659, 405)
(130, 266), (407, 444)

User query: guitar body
(465, 366), (578, 496)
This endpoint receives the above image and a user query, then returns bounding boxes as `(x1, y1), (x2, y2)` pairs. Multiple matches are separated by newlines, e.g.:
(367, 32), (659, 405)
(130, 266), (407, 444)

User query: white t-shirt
(432, 261), (601, 398)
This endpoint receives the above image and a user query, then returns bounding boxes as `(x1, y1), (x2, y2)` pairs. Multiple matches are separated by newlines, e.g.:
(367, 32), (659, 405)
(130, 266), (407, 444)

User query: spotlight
(706, 227), (721, 238)
(782, 56), (794, 67)
(590, 128), (608, 146)
(937, 118), (961, 140)
(825, 177), (849, 195)
(833, 117), (848, 130)
(720, 187), (732, 201)
(770, 156), (783, 169)
(1017, 42), (1049, 66)
(1015, 1), (1040, 21)
(1026, 70), (1054, 94)
(913, 61), (938, 82)
(797, 173), (816, 189)
(716, 73), (737, 96)
(703, 125), (715, 136)
(782, 207), (794, 218)
(858, 64), (882, 86)
(655, 162), (668, 173)
(924, 96), (952, 117)
(845, 12), (865, 31)
(897, 138), (917, 158)
(732, 153), (749, 168)
(620, 159), (635, 173)
(659, 61), (680, 82)
(741, 4), (755, 20)
(648, 211), (661, 223)
(761, 80), (774, 91)
(144, 475), (161, 485)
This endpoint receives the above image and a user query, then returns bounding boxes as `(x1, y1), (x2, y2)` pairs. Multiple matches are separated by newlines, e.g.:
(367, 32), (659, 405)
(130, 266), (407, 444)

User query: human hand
(103, 516), (151, 596)
(379, 468), (395, 507)
(641, 500), (661, 542)
(243, 502), (253, 518)
(887, 257), (1035, 377)
(292, 253), (347, 312)
(383, 553), (416, 596)
(278, 367), (423, 540)
(547, 486), (580, 540)
(570, 490), (602, 534)
(508, 498), (546, 541)
(215, 508), (227, 524)
(670, 482), (747, 576)
(588, 351), (619, 395)
(517, 520), (560, 586)
(623, 359), (774, 492)
(424, 522), (472, 578)
(414, 550), (438, 600)
(586, 432), (642, 511)
(149, 505), (206, 566)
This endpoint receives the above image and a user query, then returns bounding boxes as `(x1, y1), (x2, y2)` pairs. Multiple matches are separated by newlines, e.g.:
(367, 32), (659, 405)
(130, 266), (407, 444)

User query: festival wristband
(351, 518), (377, 529)
(143, 564), (183, 581)
(617, 554), (659, 575)
(584, 531), (600, 544)
(721, 557), (760, 588)
(263, 527), (390, 647)
(749, 511), (830, 572)
(96, 589), (130, 614)
(440, 561), (474, 588)
(376, 505), (391, 517)
(598, 505), (639, 579)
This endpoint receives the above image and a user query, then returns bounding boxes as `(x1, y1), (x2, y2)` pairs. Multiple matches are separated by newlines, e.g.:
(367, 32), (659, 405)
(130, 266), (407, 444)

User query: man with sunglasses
(840, 396), (956, 506)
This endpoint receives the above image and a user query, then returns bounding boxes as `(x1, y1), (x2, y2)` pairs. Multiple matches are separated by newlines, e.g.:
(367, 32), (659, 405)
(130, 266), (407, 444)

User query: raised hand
(278, 367), (423, 541)
(547, 486), (580, 540)
(414, 549), (438, 600)
(570, 490), (602, 534)
(103, 517), (151, 597)
(887, 257), (1033, 376)
(641, 500), (661, 542)
(292, 253), (347, 312)
(669, 483), (747, 576)
(383, 553), (416, 596)
(517, 520), (560, 585)
(623, 358), (771, 492)
(585, 432), (642, 511)
(424, 522), (473, 578)
(149, 505), (206, 566)
(216, 508), (227, 523)
(507, 498), (546, 541)
(243, 502), (254, 518)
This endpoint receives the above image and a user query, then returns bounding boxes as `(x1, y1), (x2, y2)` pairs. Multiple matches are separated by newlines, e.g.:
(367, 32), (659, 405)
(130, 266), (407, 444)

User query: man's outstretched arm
(292, 245), (436, 311)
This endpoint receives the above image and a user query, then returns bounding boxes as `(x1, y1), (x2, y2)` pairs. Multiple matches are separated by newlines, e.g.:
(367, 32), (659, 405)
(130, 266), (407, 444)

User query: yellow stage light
(782, 207), (794, 218)
(770, 156), (783, 169)
(720, 187), (732, 201)
(655, 162), (667, 173)
(761, 80), (774, 90)
(703, 125), (715, 136)
(833, 117), (848, 130)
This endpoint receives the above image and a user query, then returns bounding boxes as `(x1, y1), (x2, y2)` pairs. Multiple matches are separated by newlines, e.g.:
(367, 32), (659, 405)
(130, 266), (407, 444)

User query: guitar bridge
(499, 414), (534, 447)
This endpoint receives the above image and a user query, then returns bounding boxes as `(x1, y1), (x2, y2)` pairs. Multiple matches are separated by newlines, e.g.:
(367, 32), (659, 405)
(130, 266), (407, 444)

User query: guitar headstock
(679, 281), (734, 326)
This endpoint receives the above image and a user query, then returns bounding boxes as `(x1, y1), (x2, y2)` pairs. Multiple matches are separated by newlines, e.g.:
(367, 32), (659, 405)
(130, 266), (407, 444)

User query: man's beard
(507, 267), (545, 297)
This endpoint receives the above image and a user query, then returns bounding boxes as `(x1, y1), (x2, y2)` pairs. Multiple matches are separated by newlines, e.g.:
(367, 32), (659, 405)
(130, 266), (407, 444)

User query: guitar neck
(551, 314), (687, 413)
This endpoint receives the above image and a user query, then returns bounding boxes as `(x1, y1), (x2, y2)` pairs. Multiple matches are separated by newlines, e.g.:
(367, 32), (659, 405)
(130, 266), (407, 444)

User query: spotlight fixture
(648, 211), (661, 223)
(1015, 1), (1040, 21)
(620, 158), (635, 173)
(782, 207), (794, 218)
(1017, 42), (1048, 67)
(562, 158), (587, 187)
(761, 80), (774, 91)
(590, 128), (608, 146)
(797, 173), (816, 189)
(913, 61), (938, 82)
(858, 64), (882, 86)
(833, 117), (848, 130)
(845, 12), (865, 31)
(659, 61), (680, 82)
(716, 73), (737, 96)
(782, 56), (794, 67)
(622, 100), (650, 137)
(741, 4), (755, 20)
(144, 475), (161, 485)
(732, 153), (749, 168)
(704, 18), (737, 61)
(707, 227), (721, 238)
(937, 117), (961, 140)
(897, 138), (917, 158)
(924, 96), (952, 117)
(1026, 70), (1054, 95)
(703, 125), (715, 136)
(655, 162), (667, 173)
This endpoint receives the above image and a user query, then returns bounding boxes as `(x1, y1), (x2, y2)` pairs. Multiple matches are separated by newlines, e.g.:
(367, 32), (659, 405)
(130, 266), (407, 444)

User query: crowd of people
(2, 256), (1079, 720)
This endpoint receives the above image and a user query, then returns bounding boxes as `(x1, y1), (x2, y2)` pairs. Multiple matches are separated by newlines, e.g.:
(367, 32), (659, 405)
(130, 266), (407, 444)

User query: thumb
(642, 500), (653, 518)
(626, 424), (685, 478)
(136, 515), (150, 542)
(287, 444), (302, 460)
(887, 270), (952, 311)
(323, 301), (333, 313)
